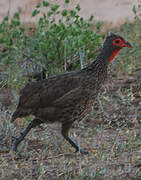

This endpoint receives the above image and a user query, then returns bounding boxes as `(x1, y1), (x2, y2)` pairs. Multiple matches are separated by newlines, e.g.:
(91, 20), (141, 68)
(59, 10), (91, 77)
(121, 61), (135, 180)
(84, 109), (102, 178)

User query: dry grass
(0, 70), (141, 180)
(0, 1), (141, 179)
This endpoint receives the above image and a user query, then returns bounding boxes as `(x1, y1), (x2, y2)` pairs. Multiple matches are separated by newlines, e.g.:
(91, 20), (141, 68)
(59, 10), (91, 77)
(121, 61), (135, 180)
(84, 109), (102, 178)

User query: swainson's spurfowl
(11, 32), (132, 154)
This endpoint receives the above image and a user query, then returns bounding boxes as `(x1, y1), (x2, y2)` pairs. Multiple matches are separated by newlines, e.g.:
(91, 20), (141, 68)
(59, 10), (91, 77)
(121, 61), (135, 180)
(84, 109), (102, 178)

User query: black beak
(124, 40), (133, 48)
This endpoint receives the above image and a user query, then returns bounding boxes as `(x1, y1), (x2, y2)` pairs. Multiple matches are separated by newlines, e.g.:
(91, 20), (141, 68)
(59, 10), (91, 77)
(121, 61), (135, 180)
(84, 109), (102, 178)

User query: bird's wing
(28, 87), (83, 122)
(53, 87), (82, 107)
(17, 70), (81, 109)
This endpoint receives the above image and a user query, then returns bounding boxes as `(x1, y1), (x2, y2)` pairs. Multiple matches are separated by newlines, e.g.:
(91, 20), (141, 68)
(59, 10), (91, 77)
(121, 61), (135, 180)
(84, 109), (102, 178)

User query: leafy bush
(0, 1), (140, 90)
(0, 0), (101, 91)
(28, 0), (101, 73)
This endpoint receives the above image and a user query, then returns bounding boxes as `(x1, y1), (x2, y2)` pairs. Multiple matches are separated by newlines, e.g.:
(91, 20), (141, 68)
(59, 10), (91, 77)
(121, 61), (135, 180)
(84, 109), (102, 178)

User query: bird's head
(102, 32), (133, 64)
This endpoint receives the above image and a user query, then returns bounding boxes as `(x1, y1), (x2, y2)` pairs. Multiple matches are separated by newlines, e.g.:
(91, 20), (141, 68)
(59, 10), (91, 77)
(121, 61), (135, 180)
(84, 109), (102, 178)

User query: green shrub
(1, 1), (140, 90)
(0, 0), (101, 91)
(29, 0), (101, 74)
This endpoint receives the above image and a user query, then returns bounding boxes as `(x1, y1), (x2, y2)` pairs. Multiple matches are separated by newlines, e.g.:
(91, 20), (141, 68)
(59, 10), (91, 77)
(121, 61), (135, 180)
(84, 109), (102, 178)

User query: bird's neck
(82, 46), (121, 73)
(80, 47), (121, 93)
(97, 46), (121, 64)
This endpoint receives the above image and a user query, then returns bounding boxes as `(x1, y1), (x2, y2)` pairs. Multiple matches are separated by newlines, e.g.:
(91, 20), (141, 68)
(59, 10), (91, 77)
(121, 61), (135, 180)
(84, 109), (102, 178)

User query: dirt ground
(0, 0), (141, 24)
(0, 71), (141, 179)
(0, 1), (141, 179)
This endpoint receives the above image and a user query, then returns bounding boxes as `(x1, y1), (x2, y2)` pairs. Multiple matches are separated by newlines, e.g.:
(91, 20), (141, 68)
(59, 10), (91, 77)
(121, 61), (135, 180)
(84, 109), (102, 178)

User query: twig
(79, 46), (85, 69)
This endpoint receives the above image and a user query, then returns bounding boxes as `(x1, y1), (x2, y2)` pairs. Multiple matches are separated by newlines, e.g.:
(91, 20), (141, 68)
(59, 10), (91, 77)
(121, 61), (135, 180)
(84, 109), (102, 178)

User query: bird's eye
(115, 40), (120, 44)
(113, 38), (122, 46)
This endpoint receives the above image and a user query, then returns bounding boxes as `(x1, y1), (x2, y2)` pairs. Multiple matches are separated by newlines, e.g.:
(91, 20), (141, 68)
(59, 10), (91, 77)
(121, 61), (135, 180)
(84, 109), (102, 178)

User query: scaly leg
(61, 123), (88, 155)
(13, 118), (43, 152)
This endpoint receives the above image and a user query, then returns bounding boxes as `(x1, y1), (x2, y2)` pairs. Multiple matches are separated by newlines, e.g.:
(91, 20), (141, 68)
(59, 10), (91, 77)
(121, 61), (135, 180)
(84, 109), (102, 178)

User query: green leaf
(61, 9), (68, 16)
(88, 15), (94, 22)
(3, 16), (9, 22)
(36, 3), (41, 8)
(76, 4), (80, 11)
(13, 12), (20, 20)
(51, 5), (60, 12)
(132, 5), (136, 15)
(96, 21), (102, 30)
(65, 0), (70, 4)
(47, 11), (53, 17)
(70, 10), (76, 17)
(80, 17), (84, 22)
(11, 20), (20, 26)
(43, 1), (50, 7)
(32, 9), (40, 17)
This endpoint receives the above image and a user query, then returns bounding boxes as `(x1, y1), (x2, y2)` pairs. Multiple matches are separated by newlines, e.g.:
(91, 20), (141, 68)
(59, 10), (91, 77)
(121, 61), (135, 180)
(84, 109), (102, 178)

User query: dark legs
(13, 118), (43, 152)
(13, 119), (88, 155)
(61, 123), (88, 155)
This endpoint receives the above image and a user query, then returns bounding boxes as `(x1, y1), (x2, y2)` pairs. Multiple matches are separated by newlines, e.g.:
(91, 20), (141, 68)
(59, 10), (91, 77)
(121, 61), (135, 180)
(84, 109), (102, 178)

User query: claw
(75, 148), (89, 155)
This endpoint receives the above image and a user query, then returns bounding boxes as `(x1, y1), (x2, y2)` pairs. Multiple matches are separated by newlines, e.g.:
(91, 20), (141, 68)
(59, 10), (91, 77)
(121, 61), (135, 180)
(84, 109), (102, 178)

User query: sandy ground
(0, 0), (141, 25)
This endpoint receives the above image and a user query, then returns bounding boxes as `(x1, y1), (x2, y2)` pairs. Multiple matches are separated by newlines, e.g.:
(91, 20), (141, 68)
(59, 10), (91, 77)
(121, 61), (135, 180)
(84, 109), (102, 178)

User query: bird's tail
(11, 108), (21, 122)
(11, 107), (32, 122)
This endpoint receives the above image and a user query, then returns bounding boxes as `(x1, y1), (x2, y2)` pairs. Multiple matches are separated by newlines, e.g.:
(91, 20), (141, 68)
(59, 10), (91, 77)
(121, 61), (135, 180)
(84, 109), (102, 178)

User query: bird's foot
(12, 138), (20, 153)
(12, 150), (27, 159)
(75, 148), (89, 155)
(12, 141), (27, 159)
(13, 143), (18, 153)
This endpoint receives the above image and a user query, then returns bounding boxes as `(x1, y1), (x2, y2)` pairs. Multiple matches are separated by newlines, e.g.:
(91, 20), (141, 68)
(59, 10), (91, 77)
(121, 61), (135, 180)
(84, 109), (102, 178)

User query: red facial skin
(108, 49), (120, 64)
(108, 38), (132, 64)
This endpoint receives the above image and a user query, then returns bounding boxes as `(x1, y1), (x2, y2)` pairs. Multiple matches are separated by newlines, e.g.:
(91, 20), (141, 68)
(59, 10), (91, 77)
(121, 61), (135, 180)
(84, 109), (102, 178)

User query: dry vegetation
(0, 67), (141, 180)
(0, 2), (141, 180)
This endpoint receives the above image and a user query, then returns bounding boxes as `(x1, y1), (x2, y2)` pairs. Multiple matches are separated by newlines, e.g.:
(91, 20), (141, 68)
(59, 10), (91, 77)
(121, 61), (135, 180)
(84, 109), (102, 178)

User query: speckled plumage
(11, 32), (132, 154)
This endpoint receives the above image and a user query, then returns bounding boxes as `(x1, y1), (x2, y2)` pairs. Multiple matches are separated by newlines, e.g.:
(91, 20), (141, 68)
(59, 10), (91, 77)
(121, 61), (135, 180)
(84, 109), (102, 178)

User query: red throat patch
(108, 49), (120, 64)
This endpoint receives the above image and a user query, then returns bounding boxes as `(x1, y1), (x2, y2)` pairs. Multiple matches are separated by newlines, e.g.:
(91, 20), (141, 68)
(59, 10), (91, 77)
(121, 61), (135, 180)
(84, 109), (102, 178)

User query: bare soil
(0, 1), (141, 179)
(0, 71), (141, 179)
(0, 0), (141, 25)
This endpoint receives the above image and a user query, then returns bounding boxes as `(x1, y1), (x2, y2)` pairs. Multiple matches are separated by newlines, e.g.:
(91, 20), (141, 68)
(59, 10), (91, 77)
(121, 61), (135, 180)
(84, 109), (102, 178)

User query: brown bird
(11, 32), (132, 154)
